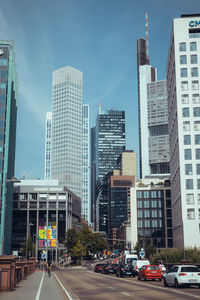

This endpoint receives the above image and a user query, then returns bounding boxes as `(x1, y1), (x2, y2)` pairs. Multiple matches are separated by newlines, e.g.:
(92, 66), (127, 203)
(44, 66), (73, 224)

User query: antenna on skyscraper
(145, 12), (150, 64)
(99, 103), (102, 114)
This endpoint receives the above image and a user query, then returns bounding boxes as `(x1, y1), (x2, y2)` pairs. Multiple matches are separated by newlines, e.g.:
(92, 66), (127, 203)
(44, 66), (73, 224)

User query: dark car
(94, 263), (104, 273)
(116, 264), (135, 277)
(111, 264), (119, 274)
(101, 264), (115, 274)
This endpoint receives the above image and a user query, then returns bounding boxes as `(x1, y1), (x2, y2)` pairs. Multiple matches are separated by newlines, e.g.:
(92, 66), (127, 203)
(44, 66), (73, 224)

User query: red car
(138, 265), (162, 281)
(94, 263), (104, 272)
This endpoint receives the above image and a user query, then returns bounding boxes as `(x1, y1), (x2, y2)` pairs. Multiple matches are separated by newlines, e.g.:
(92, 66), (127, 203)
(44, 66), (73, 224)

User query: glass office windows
(191, 55), (197, 64)
(138, 220), (143, 228)
(195, 135), (200, 144)
(180, 55), (187, 64)
(181, 81), (188, 91)
(151, 210), (157, 218)
(196, 149), (200, 159)
(181, 68), (187, 77)
(144, 200), (150, 208)
(151, 200), (157, 208)
(194, 121), (200, 131)
(197, 179), (200, 189)
(137, 200), (142, 208)
(179, 42), (186, 51)
(186, 179), (193, 189)
(190, 42), (197, 51)
(182, 107), (189, 117)
(144, 210), (150, 218)
(186, 194), (194, 204)
(181, 94), (189, 104)
(184, 149), (192, 160)
(183, 121), (190, 131)
(196, 164), (200, 175)
(192, 94), (200, 104)
(184, 135), (191, 145)
(185, 164), (192, 175)
(144, 220), (150, 228)
(193, 107), (200, 117)
(187, 209), (195, 219)
(152, 220), (158, 227)
(138, 210), (143, 218)
(191, 67), (198, 77)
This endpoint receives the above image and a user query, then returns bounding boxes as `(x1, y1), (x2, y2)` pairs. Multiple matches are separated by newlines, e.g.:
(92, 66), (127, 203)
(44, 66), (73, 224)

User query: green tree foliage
(150, 248), (200, 264)
(21, 235), (34, 259)
(71, 240), (86, 259)
(64, 228), (79, 255)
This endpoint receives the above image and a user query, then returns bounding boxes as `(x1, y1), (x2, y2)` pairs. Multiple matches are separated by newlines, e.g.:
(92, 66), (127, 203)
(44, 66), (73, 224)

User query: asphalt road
(53, 265), (200, 300)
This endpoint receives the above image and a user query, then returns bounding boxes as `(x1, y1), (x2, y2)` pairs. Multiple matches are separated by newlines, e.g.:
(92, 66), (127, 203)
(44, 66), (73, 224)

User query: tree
(150, 248), (200, 264)
(21, 235), (34, 259)
(64, 228), (79, 255)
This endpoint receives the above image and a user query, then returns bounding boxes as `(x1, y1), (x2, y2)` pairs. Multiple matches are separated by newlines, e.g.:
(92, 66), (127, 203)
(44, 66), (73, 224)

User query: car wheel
(175, 279), (179, 288)
(144, 276), (147, 281)
(116, 273), (118, 277)
(159, 278), (162, 281)
(163, 278), (168, 287)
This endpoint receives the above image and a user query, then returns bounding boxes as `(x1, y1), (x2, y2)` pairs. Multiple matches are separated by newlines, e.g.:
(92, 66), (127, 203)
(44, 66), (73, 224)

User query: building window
(197, 179), (200, 189)
(181, 68), (187, 77)
(138, 220), (143, 228)
(187, 209), (195, 219)
(196, 164), (200, 175)
(185, 164), (193, 175)
(192, 80), (199, 90)
(0, 59), (7, 66)
(144, 220), (150, 227)
(195, 135), (200, 144)
(190, 42), (197, 51)
(179, 42), (186, 51)
(182, 107), (189, 117)
(152, 220), (158, 227)
(199, 209), (200, 220)
(183, 121), (190, 131)
(20, 193), (28, 200)
(186, 194), (194, 204)
(192, 94), (200, 104)
(193, 107), (200, 117)
(144, 200), (150, 208)
(196, 149), (200, 159)
(151, 200), (157, 208)
(186, 179), (193, 189)
(181, 94), (189, 104)
(180, 55), (187, 64)
(137, 210), (143, 218)
(181, 81), (188, 91)
(191, 67), (198, 77)
(194, 121), (200, 131)
(137, 191), (142, 198)
(152, 210), (157, 218)
(198, 194), (200, 205)
(184, 135), (191, 145)
(191, 55), (198, 64)
(30, 193), (37, 200)
(0, 83), (6, 89)
(144, 210), (150, 218)
(137, 200), (142, 208)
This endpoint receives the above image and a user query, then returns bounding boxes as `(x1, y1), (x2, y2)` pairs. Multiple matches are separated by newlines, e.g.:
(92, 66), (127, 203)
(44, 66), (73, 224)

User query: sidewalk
(0, 270), (67, 300)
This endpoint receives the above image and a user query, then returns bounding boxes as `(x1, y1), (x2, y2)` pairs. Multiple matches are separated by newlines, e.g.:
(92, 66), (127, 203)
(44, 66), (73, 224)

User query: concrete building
(90, 126), (96, 226)
(130, 178), (173, 250)
(0, 41), (17, 255)
(82, 104), (90, 223)
(167, 14), (200, 247)
(11, 180), (81, 261)
(44, 112), (52, 180)
(117, 150), (137, 177)
(51, 66), (82, 198)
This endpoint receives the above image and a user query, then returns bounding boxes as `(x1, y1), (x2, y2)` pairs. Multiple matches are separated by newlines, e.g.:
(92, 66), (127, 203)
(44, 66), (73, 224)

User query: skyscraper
(82, 104), (90, 223)
(44, 112), (52, 179)
(95, 105), (126, 232)
(137, 34), (170, 177)
(167, 14), (200, 247)
(0, 41), (17, 255)
(51, 66), (82, 198)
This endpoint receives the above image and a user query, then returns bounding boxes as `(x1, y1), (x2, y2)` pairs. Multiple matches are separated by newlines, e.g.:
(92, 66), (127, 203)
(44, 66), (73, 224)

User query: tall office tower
(51, 66), (82, 198)
(167, 14), (200, 247)
(137, 35), (170, 178)
(117, 150), (137, 177)
(95, 105), (126, 232)
(90, 126), (96, 226)
(0, 41), (17, 255)
(82, 104), (90, 223)
(44, 112), (52, 179)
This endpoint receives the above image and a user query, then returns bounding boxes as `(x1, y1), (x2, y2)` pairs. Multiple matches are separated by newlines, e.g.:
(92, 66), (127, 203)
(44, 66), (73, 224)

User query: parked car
(111, 264), (119, 273)
(94, 263), (104, 272)
(101, 264), (115, 274)
(163, 265), (200, 288)
(132, 259), (150, 275)
(138, 265), (162, 281)
(116, 264), (135, 277)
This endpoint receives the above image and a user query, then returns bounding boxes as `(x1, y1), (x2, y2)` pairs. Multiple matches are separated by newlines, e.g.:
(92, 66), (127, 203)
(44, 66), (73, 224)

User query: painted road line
(121, 292), (130, 297)
(53, 272), (74, 300)
(35, 272), (44, 300)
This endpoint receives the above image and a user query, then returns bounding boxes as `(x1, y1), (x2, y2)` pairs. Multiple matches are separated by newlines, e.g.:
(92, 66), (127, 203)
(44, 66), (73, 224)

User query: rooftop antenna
(99, 103), (101, 114)
(145, 12), (150, 64)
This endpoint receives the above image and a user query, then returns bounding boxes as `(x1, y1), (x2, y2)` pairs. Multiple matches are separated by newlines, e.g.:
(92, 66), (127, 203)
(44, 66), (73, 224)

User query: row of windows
(138, 219), (163, 228)
(179, 41), (198, 52)
(137, 190), (162, 199)
(180, 67), (198, 77)
(186, 179), (200, 190)
(186, 194), (200, 205)
(180, 54), (198, 64)
(187, 208), (200, 220)
(181, 80), (198, 91)
(184, 148), (200, 159)
(137, 200), (162, 208)
(183, 122), (200, 132)
(182, 107), (200, 117)
(181, 93), (200, 104)
(138, 209), (162, 218)
(185, 163), (200, 175)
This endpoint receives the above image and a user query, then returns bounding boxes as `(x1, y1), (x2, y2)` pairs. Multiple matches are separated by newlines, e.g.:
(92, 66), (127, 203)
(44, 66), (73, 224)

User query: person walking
(47, 260), (52, 277)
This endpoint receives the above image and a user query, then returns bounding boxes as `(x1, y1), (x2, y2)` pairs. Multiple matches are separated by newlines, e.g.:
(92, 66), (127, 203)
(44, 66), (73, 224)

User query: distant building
(51, 66), (82, 198)
(117, 150), (137, 177)
(44, 112), (52, 179)
(82, 104), (90, 223)
(0, 41), (17, 255)
(90, 126), (96, 226)
(167, 14), (200, 247)
(130, 178), (173, 249)
(95, 106), (125, 232)
(12, 180), (81, 261)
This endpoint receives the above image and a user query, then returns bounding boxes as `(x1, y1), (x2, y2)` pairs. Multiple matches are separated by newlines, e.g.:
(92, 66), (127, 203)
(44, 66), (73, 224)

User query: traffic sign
(41, 252), (46, 259)
(140, 250), (145, 258)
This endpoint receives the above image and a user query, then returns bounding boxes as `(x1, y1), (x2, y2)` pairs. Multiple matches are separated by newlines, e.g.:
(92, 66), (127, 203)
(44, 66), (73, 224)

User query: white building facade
(167, 14), (200, 247)
(51, 66), (82, 199)
(82, 104), (90, 223)
(44, 112), (52, 179)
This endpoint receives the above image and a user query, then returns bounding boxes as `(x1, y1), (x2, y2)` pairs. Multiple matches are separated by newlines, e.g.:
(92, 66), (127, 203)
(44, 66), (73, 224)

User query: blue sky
(1, 0), (200, 179)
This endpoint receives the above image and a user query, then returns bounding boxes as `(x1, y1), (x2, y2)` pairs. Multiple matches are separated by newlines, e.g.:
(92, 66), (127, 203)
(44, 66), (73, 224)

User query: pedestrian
(47, 260), (52, 277)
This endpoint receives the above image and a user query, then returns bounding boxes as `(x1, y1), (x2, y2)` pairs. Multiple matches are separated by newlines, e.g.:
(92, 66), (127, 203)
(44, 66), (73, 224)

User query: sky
(1, 0), (200, 179)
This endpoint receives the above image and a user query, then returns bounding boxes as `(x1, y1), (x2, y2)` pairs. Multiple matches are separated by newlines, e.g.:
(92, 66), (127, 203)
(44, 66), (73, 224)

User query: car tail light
(198, 273), (200, 276)
(178, 273), (187, 276)
(122, 268), (124, 271)
(105, 267), (108, 269)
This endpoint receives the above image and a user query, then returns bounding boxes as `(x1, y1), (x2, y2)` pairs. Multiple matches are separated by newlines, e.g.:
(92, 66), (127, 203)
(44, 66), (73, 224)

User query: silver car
(164, 265), (200, 288)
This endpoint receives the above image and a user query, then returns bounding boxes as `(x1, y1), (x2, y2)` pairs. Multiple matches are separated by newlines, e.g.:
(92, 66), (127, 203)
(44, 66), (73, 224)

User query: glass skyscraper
(82, 104), (90, 223)
(51, 66), (82, 198)
(44, 112), (52, 179)
(95, 105), (126, 232)
(0, 41), (17, 255)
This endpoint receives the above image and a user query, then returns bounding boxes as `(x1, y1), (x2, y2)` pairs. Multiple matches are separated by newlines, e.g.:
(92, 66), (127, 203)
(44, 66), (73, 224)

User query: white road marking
(108, 286), (114, 290)
(98, 282), (104, 286)
(53, 272), (74, 300)
(121, 291), (130, 297)
(35, 272), (44, 300)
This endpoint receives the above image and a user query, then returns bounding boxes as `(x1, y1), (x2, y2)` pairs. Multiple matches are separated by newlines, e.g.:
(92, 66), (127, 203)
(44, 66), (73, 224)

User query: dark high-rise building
(90, 126), (96, 225)
(95, 105), (125, 232)
(0, 41), (17, 255)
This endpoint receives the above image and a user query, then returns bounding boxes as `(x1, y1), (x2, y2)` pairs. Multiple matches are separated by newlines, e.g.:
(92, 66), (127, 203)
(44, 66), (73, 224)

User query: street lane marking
(53, 272), (74, 300)
(108, 286), (114, 290)
(35, 271), (44, 300)
(98, 282), (104, 286)
(122, 292), (130, 297)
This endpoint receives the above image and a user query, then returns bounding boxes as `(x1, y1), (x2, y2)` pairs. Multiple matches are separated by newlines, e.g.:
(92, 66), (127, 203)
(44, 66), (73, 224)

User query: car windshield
(147, 266), (159, 270)
(181, 266), (200, 272)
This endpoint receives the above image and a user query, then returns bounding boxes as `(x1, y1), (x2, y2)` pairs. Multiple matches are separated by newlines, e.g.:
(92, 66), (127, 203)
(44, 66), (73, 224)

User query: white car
(164, 265), (200, 288)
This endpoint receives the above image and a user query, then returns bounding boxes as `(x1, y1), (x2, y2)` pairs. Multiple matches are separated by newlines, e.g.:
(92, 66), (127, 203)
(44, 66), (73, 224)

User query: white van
(133, 259), (150, 274)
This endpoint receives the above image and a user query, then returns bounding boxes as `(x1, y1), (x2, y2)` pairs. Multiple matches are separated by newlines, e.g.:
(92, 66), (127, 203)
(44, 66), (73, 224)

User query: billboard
(38, 221), (56, 248)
